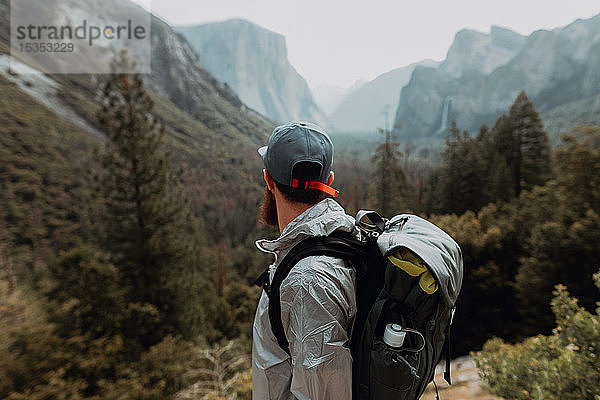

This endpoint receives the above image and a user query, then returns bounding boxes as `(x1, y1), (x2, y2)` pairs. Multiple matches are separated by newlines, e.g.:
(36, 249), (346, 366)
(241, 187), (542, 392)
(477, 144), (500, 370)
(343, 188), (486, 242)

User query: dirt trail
(421, 357), (506, 400)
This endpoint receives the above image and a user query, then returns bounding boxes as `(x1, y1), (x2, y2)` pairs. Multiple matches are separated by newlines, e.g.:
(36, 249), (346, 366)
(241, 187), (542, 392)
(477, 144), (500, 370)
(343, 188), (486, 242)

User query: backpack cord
(433, 380), (440, 400)
(443, 319), (452, 385)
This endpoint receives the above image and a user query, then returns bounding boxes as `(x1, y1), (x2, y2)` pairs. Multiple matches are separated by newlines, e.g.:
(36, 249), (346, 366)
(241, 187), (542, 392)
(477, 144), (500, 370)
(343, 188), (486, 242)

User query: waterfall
(434, 96), (452, 136)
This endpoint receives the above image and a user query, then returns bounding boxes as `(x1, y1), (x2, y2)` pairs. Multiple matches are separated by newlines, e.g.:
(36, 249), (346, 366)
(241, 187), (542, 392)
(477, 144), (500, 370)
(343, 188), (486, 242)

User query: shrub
(475, 270), (600, 400)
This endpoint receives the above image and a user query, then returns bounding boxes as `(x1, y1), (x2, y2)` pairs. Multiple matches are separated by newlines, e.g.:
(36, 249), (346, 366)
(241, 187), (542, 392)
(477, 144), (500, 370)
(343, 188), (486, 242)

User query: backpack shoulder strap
(256, 231), (364, 355)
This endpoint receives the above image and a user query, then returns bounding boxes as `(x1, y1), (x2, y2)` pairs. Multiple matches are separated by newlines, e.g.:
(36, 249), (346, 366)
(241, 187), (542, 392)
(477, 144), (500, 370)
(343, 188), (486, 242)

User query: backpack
(255, 210), (463, 400)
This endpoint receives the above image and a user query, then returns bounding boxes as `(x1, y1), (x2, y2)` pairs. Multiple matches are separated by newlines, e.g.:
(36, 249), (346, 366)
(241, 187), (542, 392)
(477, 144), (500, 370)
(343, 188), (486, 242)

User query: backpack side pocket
(369, 339), (420, 398)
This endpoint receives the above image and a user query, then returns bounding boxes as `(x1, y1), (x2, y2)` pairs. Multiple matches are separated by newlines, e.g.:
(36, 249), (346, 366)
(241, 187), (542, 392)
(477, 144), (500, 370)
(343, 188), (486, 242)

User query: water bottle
(383, 323), (406, 348)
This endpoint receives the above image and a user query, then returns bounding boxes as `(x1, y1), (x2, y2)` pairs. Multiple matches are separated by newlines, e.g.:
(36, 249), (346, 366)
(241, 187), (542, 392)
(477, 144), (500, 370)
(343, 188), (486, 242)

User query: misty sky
(133, 0), (600, 89)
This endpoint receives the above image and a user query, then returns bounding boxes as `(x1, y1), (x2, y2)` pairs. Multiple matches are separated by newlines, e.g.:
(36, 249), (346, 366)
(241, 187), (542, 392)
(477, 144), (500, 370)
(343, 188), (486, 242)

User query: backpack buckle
(356, 210), (387, 240)
(255, 269), (272, 297)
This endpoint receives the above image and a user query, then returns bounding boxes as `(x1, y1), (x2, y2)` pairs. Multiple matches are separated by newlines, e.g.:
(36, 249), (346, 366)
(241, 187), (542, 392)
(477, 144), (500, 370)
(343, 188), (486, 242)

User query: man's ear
(263, 169), (276, 191)
(326, 171), (335, 185)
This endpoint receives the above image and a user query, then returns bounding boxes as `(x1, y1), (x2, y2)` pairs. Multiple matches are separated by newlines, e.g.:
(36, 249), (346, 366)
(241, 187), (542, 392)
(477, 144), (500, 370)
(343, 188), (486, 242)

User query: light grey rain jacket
(252, 198), (357, 400)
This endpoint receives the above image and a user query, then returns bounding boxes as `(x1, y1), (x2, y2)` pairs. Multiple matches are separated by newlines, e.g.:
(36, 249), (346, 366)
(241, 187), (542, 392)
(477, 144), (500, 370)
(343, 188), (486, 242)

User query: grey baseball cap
(258, 121), (338, 196)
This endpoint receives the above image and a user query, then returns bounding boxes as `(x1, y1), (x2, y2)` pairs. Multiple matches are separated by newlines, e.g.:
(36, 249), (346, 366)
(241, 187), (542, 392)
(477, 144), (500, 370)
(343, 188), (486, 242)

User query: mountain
(176, 19), (327, 126)
(439, 26), (527, 78)
(393, 19), (600, 142)
(147, 16), (272, 146)
(0, 0), (273, 266)
(1, 0), (272, 163)
(311, 80), (367, 116)
(329, 60), (439, 132)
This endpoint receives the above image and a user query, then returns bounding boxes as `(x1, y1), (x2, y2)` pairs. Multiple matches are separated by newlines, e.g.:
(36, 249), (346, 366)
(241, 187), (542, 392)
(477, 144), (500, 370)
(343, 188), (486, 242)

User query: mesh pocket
(369, 340), (420, 396)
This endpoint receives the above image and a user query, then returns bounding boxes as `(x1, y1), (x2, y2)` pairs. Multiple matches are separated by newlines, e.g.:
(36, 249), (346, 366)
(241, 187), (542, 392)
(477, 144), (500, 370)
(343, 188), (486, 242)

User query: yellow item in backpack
(388, 248), (439, 295)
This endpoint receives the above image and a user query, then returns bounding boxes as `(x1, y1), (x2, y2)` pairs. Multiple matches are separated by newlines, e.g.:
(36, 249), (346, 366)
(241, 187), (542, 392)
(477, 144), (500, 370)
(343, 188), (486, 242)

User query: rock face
(393, 17), (600, 140)
(0, 0), (272, 177)
(2, 0), (271, 144)
(329, 60), (439, 132)
(439, 26), (527, 78)
(148, 15), (271, 144)
(176, 19), (327, 126)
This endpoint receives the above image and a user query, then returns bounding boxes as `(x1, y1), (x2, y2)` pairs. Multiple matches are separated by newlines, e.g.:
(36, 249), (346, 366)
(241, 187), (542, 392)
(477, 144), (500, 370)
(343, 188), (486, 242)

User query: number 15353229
(19, 42), (74, 52)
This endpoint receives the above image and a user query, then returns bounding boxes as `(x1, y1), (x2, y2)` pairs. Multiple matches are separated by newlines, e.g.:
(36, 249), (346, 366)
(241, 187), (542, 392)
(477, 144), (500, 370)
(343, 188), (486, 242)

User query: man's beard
(259, 187), (278, 227)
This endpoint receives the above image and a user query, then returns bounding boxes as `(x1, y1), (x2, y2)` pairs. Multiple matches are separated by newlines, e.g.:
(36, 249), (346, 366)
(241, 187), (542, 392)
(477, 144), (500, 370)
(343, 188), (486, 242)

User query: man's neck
(276, 198), (314, 233)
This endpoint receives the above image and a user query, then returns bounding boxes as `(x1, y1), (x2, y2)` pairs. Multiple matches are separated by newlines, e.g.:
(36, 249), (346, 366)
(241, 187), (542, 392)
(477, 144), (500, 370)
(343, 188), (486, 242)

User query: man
(252, 121), (357, 399)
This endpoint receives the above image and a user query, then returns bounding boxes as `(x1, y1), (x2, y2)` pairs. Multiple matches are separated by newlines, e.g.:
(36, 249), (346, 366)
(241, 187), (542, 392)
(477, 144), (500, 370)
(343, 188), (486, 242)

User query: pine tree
(514, 127), (600, 332)
(438, 121), (462, 213)
(96, 52), (205, 347)
(478, 122), (514, 203)
(508, 91), (552, 195)
(554, 124), (600, 215)
(487, 92), (551, 198)
(437, 121), (487, 213)
(370, 128), (409, 216)
(490, 113), (520, 198)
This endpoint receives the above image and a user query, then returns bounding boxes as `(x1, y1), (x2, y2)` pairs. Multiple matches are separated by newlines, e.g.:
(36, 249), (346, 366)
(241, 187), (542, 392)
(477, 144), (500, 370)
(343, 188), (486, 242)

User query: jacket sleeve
(280, 256), (356, 400)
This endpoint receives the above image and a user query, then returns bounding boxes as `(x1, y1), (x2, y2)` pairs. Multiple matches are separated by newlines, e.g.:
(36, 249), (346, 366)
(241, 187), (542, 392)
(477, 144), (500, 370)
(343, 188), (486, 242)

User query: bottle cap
(383, 323), (406, 348)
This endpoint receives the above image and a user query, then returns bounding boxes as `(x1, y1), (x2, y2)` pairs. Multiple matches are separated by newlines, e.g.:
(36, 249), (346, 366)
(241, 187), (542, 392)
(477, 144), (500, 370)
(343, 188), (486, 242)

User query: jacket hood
(377, 214), (463, 307)
(256, 198), (355, 258)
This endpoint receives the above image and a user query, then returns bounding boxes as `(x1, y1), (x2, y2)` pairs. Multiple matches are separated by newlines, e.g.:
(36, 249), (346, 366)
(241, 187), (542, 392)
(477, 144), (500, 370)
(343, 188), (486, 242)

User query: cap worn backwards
(258, 121), (338, 197)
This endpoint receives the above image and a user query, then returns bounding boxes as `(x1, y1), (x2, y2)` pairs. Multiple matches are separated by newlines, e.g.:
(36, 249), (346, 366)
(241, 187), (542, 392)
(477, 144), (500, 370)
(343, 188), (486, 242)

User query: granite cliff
(177, 19), (327, 126)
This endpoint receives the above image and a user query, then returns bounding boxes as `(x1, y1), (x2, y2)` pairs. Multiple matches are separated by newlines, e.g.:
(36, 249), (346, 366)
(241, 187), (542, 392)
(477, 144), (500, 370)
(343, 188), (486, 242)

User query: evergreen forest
(1, 58), (599, 399)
